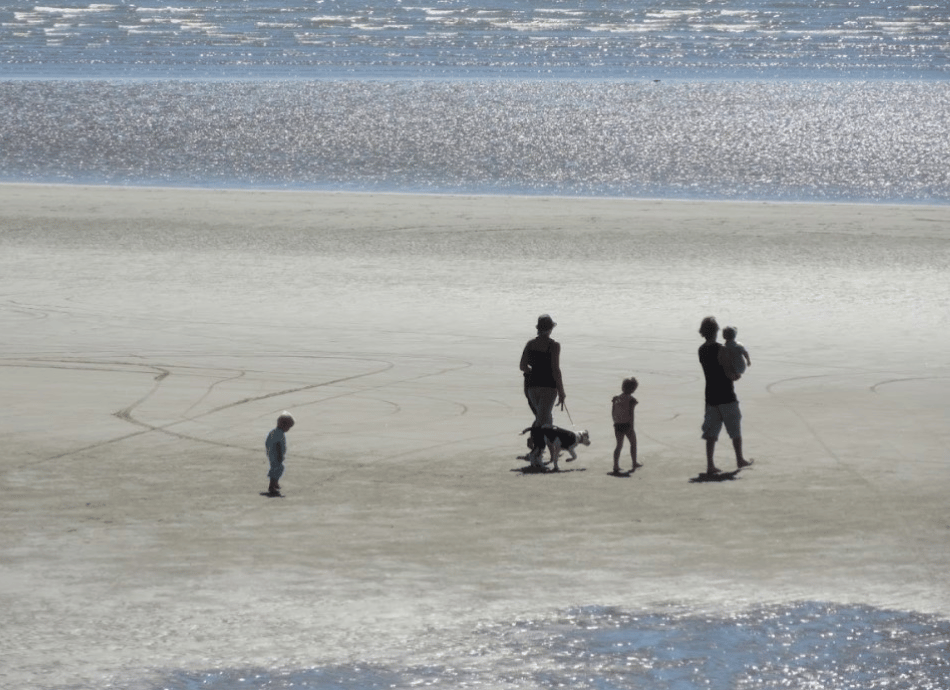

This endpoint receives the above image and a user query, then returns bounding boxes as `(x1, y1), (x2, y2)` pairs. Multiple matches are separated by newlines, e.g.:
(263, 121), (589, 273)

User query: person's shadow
(689, 469), (742, 483)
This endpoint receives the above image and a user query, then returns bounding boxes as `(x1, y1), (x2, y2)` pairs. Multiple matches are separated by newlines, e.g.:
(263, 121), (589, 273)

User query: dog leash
(561, 401), (577, 429)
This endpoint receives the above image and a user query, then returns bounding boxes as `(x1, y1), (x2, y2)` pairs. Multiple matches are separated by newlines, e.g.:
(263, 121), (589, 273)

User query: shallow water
(2, 79), (949, 202)
(1, 0), (949, 202)
(1, 0), (946, 80)
(114, 603), (950, 690)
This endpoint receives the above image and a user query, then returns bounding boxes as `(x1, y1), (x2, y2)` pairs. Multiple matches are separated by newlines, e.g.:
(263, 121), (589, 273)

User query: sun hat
(536, 314), (556, 331)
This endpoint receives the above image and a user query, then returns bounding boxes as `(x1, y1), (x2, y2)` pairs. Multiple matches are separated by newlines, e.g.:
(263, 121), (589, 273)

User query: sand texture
(1, 185), (948, 688)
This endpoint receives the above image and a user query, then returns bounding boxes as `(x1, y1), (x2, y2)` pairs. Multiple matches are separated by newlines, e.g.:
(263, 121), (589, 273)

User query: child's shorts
(702, 402), (742, 441)
(613, 422), (632, 434)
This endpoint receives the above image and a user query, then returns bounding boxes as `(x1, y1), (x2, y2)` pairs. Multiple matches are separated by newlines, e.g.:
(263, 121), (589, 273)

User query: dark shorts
(613, 422), (632, 433)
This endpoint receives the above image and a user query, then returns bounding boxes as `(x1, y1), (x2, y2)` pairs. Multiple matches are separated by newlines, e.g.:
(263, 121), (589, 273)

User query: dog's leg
(528, 445), (545, 469)
(549, 440), (561, 471)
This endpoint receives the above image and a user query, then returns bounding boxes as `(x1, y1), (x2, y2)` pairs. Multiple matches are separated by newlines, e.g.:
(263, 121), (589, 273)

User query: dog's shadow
(512, 464), (587, 475)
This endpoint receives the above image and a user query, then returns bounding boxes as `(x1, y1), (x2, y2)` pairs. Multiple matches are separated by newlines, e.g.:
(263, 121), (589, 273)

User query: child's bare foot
(706, 466), (722, 475)
(632, 462), (643, 470)
(737, 458), (754, 468)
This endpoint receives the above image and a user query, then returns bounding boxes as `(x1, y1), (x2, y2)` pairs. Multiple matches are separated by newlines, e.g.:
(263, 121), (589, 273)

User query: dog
(520, 425), (591, 471)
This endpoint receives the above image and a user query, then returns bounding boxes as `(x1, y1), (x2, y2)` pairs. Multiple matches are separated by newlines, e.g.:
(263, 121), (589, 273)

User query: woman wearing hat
(519, 313), (566, 428)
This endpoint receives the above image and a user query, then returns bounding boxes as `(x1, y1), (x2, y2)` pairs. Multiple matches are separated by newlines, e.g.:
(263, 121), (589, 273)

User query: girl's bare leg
(629, 430), (641, 470)
(613, 427), (624, 473)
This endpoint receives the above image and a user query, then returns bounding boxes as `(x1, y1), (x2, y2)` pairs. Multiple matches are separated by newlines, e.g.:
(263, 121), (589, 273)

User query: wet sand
(1, 184), (948, 688)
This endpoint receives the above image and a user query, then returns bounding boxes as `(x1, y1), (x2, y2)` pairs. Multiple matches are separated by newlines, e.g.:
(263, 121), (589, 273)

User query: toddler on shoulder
(719, 325), (752, 380)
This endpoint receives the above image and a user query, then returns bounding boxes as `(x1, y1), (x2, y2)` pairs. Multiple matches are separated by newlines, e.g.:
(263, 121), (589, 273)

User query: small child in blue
(719, 326), (752, 380)
(611, 377), (641, 474)
(265, 412), (295, 496)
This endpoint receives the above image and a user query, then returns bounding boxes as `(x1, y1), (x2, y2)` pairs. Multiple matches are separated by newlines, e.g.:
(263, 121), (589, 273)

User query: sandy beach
(1, 184), (948, 688)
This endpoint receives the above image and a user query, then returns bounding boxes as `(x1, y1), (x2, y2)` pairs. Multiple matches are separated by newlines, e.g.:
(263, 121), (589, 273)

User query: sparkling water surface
(2, 78), (949, 202)
(1, 0), (947, 79)
(1, 0), (948, 202)
(125, 604), (950, 690)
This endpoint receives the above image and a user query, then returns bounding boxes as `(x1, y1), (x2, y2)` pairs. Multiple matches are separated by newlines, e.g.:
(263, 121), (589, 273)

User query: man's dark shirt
(699, 342), (737, 406)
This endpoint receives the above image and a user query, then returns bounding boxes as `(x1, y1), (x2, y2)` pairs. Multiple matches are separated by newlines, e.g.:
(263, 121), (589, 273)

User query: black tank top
(525, 342), (556, 388)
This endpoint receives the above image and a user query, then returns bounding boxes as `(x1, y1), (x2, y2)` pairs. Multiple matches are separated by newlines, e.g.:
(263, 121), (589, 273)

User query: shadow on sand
(689, 469), (743, 483)
(512, 465), (587, 475)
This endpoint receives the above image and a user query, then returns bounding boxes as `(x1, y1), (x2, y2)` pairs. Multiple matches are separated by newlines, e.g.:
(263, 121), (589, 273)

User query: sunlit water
(1, 0), (949, 202)
(117, 604), (950, 690)
(2, 79), (949, 202)
(1, 0), (947, 80)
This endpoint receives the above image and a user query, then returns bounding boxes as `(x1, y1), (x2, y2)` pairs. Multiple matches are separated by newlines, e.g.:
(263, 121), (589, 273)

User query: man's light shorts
(702, 401), (742, 441)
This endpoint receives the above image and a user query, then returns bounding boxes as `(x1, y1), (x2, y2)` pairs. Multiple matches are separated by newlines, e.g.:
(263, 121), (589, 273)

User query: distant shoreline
(3, 181), (948, 211)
